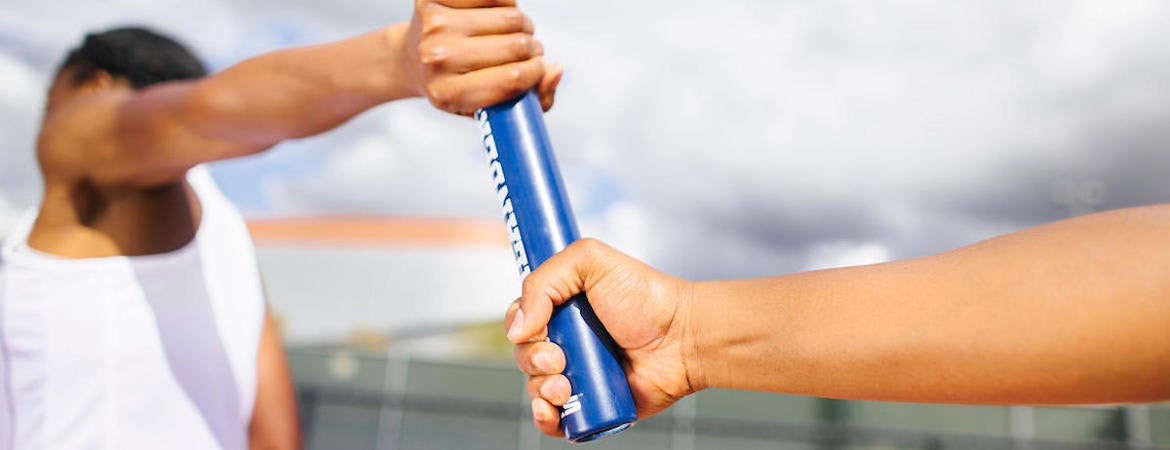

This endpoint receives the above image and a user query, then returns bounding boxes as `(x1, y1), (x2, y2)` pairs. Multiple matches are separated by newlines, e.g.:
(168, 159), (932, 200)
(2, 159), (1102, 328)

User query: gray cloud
(0, 48), (44, 213)
(545, 0), (1170, 278)
(3, 0), (1170, 282)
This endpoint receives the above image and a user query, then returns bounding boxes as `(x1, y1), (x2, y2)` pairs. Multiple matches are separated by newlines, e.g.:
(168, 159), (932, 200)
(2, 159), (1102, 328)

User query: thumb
(537, 62), (564, 112)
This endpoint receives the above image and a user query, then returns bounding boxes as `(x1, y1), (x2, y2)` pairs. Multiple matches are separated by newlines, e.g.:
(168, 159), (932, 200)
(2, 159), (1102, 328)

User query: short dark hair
(60, 26), (208, 90)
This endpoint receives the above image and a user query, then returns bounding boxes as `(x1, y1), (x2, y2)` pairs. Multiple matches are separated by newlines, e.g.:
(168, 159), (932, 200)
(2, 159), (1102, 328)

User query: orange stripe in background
(246, 216), (508, 247)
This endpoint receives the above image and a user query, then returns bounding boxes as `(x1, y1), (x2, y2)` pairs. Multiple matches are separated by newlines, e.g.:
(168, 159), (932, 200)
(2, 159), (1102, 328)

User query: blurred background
(2, 0), (1169, 448)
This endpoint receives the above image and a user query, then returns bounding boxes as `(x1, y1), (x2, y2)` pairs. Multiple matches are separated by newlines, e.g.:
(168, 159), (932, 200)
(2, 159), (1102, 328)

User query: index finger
(504, 299), (548, 342)
(506, 238), (608, 343)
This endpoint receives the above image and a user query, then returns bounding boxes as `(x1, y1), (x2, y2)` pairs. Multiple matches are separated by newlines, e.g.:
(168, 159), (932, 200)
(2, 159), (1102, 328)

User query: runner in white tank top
(0, 167), (263, 450)
(0, 4), (556, 448)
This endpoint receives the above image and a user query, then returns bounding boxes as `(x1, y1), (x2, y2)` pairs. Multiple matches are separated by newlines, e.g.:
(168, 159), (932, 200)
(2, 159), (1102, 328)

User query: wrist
(680, 279), (712, 393)
(379, 22), (423, 101)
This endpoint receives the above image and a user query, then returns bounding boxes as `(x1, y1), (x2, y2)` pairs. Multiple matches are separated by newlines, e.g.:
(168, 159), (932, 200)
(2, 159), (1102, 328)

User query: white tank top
(0, 167), (264, 450)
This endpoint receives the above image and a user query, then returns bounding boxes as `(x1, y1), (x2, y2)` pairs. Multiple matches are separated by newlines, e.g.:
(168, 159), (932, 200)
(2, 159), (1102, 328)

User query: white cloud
(0, 49), (44, 210)
(211, 0), (1170, 278)
(3, 0), (1170, 281)
(804, 241), (892, 271)
(262, 100), (499, 218)
(0, 194), (20, 239)
(526, 0), (1170, 277)
(0, 51), (42, 107)
(580, 201), (652, 261)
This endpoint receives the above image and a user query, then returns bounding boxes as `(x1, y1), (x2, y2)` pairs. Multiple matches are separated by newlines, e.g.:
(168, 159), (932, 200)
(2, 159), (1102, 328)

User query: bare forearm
(47, 2), (554, 188)
(692, 204), (1170, 404)
(188, 24), (414, 150)
(69, 25), (415, 186)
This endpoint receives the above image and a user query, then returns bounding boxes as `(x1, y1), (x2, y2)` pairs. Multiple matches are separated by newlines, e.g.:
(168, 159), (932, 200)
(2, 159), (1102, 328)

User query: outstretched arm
(691, 203), (1170, 403)
(508, 204), (1170, 437)
(39, 0), (560, 187)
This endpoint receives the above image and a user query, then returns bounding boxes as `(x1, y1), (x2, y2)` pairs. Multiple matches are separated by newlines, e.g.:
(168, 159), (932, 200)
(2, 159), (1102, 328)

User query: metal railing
(289, 350), (1170, 450)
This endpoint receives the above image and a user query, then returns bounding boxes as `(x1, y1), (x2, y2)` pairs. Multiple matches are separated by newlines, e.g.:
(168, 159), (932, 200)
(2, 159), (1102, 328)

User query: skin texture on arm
(508, 204), (1170, 437)
(249, 311), (301, 450)
(692, 204), (1170, 403)
(39, 27), (412, 187)
(38, 0), (561, 189)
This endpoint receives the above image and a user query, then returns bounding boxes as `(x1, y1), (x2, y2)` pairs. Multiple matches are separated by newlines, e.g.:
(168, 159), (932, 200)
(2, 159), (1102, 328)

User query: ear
(81, 70), (126, 92)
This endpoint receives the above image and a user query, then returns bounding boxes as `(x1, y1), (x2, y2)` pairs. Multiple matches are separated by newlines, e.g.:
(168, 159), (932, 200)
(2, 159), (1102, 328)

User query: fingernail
(507, 308), (526, 342)
(551, 65), (564, 87)
(531, 399), (546, 422)
(533, 349), (555, 371)
(538, 378), (558, 399)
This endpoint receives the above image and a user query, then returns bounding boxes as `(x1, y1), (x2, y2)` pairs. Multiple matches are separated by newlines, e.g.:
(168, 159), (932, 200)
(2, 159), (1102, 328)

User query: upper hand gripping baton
(478, 92), (637, 442)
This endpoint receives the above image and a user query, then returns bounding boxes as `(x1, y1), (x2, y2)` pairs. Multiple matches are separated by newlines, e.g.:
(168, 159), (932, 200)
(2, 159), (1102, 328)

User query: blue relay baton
(477, 92), (637, 442)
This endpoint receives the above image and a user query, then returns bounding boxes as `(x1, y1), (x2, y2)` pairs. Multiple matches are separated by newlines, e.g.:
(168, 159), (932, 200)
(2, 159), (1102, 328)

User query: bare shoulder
(36, 90), (132, 184)
(35, 81), (208, 188)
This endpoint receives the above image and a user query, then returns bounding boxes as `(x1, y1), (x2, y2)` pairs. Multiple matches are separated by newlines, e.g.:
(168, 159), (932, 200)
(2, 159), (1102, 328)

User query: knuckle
(417, 41), (448, 67)
(503, 8), (528, 29)
(512, 34), (534, 57)
(528, 352), (545, 374)
(420, 12), (448, 36)
(504, 303), (520, 329)
(576, 238), (609, 264)
(575, 237), (602, 254)
(502, 67), (527, 94)
(426, 85), (454, 111)
(520, 275), (540, 296)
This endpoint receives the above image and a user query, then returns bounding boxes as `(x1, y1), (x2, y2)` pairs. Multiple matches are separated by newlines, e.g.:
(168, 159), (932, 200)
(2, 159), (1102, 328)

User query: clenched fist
(403, 0), (562, 115)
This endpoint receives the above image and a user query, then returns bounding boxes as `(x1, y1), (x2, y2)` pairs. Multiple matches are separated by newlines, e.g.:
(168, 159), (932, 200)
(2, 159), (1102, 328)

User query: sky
(2, 0), (1170, 281)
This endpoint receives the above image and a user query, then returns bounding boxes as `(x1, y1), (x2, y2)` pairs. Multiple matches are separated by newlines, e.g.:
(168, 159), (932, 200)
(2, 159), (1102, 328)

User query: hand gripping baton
(477, 92), (637, 442)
